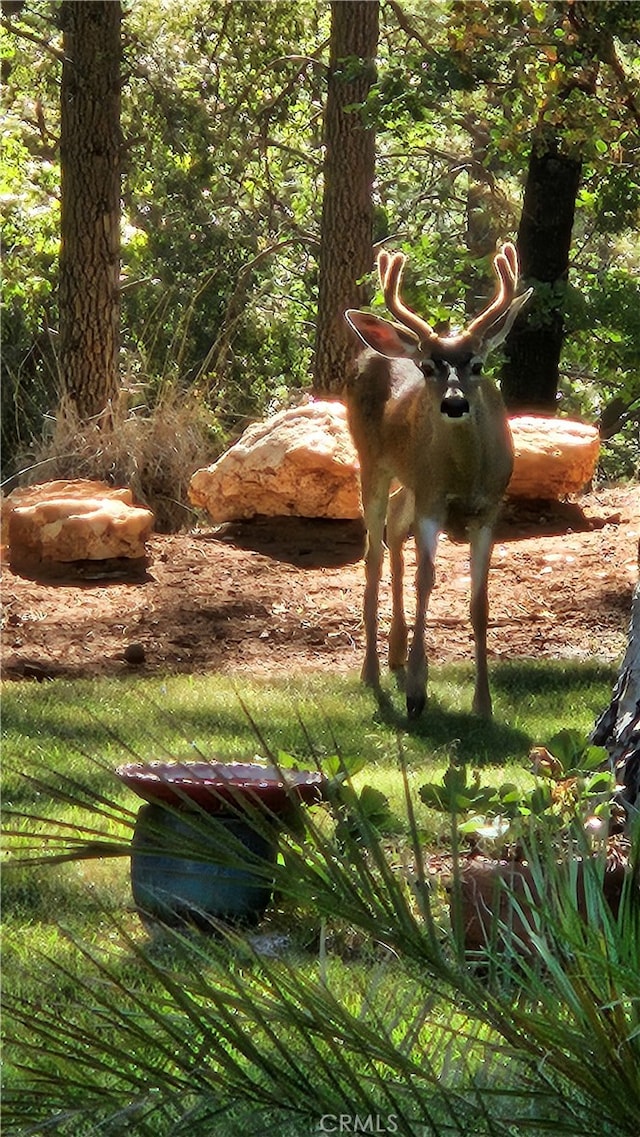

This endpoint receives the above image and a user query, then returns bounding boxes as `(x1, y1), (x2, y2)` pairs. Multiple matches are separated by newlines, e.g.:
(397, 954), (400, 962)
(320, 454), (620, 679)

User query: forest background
(2, 0), (639, 531)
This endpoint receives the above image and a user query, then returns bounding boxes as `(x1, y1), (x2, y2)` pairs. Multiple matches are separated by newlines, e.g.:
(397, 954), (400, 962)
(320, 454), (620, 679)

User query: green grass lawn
(4, 659), (637, 1137)
(3, 658), (616, 965)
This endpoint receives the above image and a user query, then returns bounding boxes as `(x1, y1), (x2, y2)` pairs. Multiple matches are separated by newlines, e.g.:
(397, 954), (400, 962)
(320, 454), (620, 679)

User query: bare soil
(2, 486), (638, 683)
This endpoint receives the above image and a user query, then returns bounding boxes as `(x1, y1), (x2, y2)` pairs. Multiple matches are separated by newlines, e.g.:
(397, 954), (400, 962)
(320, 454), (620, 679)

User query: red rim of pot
(116, 760), (327, 813)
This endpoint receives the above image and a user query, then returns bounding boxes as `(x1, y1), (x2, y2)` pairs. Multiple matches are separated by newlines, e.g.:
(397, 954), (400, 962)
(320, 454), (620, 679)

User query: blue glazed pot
(131, 803), (278, 930)
(119, 761), (326, 932)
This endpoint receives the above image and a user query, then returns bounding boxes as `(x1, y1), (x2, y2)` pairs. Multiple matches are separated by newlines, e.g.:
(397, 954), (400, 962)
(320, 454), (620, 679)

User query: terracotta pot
(453, 855), (628, 953)
(117, 761), (326, 930)
(117, 760), (325, 814)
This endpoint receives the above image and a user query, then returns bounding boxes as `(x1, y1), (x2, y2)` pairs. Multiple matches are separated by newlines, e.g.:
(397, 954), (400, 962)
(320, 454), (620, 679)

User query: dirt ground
(1, 485), (638, 683)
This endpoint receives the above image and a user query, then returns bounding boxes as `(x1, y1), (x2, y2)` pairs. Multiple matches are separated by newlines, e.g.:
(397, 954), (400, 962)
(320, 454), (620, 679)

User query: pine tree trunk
(313, 0), (379, 396)
(58, 1), (122, 421)
(501, 138), (581, 414)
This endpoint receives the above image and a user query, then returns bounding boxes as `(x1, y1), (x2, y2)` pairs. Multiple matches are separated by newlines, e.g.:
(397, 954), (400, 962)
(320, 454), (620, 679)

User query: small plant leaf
(529, 784), (554, 815)
(585, 770), (615, 794)
(546, 728), (586, 772)
(581, 745), (609, 772)
(322, 753), (367, 780)
(358, 784), (392, 825)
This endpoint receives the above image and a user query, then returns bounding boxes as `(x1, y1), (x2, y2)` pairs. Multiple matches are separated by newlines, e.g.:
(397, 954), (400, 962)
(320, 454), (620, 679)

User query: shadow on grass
(370, 684), (530, 766)
(2, 660), (618, 811)
(2, 860), (131, 925)
(368, 657), (617, 766)
(489, 658), (617, 694)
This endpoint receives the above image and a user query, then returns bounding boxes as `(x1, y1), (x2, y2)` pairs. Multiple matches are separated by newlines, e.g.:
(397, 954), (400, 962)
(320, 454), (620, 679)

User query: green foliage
(419, 728), (615, 857)
(2, 0), (639, 487)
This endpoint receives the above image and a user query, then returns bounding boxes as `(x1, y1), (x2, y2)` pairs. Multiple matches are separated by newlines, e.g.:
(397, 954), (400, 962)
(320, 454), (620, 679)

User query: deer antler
(464, 242), (520, 341)
(377, 243), (522, 349)
(377, 249), (437, 344)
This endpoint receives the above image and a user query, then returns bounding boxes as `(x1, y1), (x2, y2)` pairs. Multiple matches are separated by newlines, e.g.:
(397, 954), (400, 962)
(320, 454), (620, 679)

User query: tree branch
(602, 36), (640, 132)
(384, 0), (430, 51)
(1, 15), (64, 61)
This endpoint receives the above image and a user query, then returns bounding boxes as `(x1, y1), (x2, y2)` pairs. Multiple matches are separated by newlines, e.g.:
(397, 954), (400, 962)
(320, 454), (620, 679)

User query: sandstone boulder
(4, 479), (154, 579)
(507, 416), (600, 500)
(189, 401), (600, 523)
(189, 400), (361, 522)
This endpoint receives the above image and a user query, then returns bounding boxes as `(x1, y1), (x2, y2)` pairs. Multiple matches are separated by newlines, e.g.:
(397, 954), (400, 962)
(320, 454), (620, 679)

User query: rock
(189, 400), (361, 522)
(4, 479), (154, 580)
(507, 416), (600, 500)
(189, 403), (601, 523)
(123, 642), (146, 665)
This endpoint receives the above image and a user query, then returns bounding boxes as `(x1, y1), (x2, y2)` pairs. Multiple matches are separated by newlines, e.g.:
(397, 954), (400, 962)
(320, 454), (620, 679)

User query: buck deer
(345, 243), (531, 719)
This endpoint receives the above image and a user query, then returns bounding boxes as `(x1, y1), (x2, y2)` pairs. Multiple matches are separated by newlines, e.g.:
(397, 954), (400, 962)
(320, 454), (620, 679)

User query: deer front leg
(470, 524), (494, 718)
(406, 517), (440, 719)
(360, 473), (392, 688)
(386, 487), (414, 672)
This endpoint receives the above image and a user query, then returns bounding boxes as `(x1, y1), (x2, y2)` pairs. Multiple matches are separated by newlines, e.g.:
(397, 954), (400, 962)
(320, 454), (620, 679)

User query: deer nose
(440, 388), (470, 418)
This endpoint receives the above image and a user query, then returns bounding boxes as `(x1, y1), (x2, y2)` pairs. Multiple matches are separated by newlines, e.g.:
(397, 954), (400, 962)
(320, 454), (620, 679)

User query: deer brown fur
(345, 243), (531, 719)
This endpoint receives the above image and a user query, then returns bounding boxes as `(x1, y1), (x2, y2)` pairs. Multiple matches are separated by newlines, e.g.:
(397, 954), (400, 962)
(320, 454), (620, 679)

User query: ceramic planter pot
(453, 855), (628, 953)
(117, 761), (325, 930)
(129, 804), (277, 929)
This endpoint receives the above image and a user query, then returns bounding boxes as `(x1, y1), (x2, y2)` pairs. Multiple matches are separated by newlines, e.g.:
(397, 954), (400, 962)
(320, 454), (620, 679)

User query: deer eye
(420, 359), (436, 378)
(470, 357), (483, 375)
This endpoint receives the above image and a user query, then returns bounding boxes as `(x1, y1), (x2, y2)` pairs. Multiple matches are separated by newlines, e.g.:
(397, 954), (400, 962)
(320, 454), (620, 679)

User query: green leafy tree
(2, 0), (638, 489)
(503, 0), (640, 413)
(370, 0), (639, 454)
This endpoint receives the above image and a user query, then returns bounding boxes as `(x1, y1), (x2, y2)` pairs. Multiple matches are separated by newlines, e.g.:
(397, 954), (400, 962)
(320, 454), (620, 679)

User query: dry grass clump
(23, 386), (220, 532)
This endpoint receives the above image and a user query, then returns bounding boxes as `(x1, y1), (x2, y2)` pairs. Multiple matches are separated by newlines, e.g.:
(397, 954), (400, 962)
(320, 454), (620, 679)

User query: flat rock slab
(3, 479), (154, 580)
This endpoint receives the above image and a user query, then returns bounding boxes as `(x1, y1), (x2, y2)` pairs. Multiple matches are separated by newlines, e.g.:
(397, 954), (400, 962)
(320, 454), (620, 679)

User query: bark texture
(502, 138), (581, 414)
(313, 1), (379, 395)
(593, 549), (640, 818)
(58, 1), (122, 420)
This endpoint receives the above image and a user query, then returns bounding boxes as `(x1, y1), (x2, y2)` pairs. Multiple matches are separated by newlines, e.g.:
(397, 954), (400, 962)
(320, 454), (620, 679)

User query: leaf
(443, 764), (468, 793)
(357, 784), (392, 825)
(585, 770), (615, 795)
(546, 729), (586, 772)
(419, 783), (453, 811)
(322, 753), (367, 780)
(580, 746), (609, 772)
(528, 785), (553, 815)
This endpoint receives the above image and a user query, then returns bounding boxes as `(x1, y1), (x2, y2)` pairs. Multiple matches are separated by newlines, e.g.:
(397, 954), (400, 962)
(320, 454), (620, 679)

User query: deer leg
(360, 472), (392, 688)
(406, 517), (440, 719)
(387, 487), (414, 672)
(470, 524), (494, 718)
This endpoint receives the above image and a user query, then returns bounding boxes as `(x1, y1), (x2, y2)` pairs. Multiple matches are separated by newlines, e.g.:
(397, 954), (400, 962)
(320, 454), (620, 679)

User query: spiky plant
(3, 711), (639, 1137)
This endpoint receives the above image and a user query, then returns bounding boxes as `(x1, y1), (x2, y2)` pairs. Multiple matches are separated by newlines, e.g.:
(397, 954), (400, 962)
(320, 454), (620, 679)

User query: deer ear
(481, 288), (533, 352)
(345, 310), (422, 358)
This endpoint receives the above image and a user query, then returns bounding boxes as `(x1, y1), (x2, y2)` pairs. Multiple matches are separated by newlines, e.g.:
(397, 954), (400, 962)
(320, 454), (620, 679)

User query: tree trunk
(58, 1), (122, 421)
(592, 547), (640, 819)
(313, 0), (379, 396)
(501, 137), (581, 414)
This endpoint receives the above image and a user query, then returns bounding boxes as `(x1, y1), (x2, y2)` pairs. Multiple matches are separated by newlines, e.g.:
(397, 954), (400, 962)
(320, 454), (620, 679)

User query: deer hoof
(392, 666), (407, 693)
(406, 692), (426, 720)
(472, 694), (493, 719)
(361, 660), (381, 688)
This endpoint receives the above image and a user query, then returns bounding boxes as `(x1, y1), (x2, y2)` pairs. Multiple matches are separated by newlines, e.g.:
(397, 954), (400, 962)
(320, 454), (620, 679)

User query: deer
(344, 242), (532, 720)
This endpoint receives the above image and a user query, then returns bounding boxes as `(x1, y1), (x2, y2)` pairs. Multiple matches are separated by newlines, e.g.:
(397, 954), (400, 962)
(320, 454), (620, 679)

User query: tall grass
(9, 382), (218, 532)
